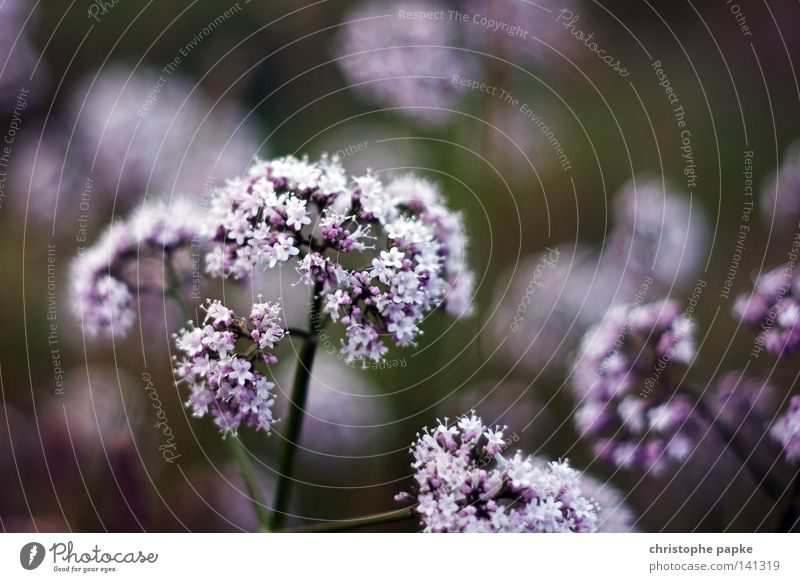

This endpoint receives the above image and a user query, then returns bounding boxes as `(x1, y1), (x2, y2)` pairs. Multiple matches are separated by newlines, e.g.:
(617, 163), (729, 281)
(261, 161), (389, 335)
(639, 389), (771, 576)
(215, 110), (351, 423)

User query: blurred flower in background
(334, 1), (477, 126)
(607, 178), (707, 290)
(11, 66), (259, 229)
(0, 0), (44, 111)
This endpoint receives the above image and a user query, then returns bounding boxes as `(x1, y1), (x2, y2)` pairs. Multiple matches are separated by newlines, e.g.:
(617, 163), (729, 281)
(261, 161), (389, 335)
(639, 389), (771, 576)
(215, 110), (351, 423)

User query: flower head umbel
(771, 396), (800, 464)
(69, 198), (202, 337)
(173, 298), (286, 436)
(335, 1), (477, 125)
(734, 265), (800, 358)
(396, 413), (600, 532)
(204, 155), (474, 365)
(571, 299), (698, 474)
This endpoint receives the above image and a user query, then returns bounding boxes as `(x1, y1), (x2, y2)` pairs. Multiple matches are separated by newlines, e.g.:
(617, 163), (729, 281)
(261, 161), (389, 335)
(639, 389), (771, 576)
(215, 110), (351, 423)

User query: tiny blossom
(571, 299), (699, 474)
(204, 155), (474, 365)
(173, 298), (286, 435)
(69, 198), (202, 337)
(771, 395), (800, 464)
(396, 413), (600, 532)
(335, 0), (477, 125)
(734, 265), (800, 358)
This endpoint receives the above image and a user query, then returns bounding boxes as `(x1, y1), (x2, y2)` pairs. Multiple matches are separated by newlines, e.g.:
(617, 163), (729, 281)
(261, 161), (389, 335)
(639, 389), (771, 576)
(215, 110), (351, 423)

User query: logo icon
(20, 542), (46, 570)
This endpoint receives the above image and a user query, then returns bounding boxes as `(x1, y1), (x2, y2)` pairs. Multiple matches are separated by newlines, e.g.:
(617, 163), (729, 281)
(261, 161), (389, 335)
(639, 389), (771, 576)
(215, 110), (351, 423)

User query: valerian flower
(771, 395), (800, 464)
(173, 298), (285, 435)
(69, 198), (202, 337)
(396, 412), (600, 532)
(335, 0), (477, 125)
(204, 155), (474, 365)
(571, 299), (698, 474)
(734, 265), (800, 358)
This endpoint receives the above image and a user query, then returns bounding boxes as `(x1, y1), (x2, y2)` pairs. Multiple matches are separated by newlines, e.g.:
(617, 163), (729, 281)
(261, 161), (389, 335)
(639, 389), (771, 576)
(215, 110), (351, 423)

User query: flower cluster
(69, 198), (202, 337)
(396, 413), (599, 532)
(204, 154), (474, 365)
(173, 299), (286, 435)
(771, 395), (800, 464)
(13, 66), (257, 229)
(571, 299), (698, 473)
(335, 1), (477, 125)
(734, 265), (800, 358)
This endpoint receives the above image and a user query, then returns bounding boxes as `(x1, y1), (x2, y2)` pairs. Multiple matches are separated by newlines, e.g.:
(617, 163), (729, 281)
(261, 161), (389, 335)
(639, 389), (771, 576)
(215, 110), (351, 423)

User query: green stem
(270, 280), (324, 531)
(228, 436), (272, 532)
(286, 508), (415, 533)
(164, 254), (193, 322)
(163, 255), (271, 532)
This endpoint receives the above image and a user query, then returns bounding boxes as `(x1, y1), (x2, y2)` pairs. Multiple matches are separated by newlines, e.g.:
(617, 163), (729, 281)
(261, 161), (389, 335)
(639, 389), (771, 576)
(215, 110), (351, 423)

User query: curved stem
(270, 280), (324, 531)
(286, 508), (414, 533)
(228, 437), (272, 532)
(164, 253), (193, 322)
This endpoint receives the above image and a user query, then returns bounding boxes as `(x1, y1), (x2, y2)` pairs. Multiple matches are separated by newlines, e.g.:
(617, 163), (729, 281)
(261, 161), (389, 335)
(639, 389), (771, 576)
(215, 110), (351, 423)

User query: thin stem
(286, 508), (415, 533)
(164, 253), (193, 322)
(270, 280), (324, 531)
(692, 398), (784, 501)
(163, 255), (271, 532)
(227, 436), (272, 532)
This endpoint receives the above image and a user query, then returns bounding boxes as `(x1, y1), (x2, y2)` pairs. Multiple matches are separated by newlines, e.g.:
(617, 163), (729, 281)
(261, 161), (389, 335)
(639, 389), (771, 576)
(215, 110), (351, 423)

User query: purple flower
(335, 1), (477, 125)
(69, 198), (202, 337)
(204, 155), (474, 366)
(571, 299), (698, 474)
(173, 298), (286, 436)
(771, 395), (800, 464)
(734, 265), (800, 358)
(13, 66), (258, 228)
(396, 412), (600, 532)
(461, 0), (578, 63)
